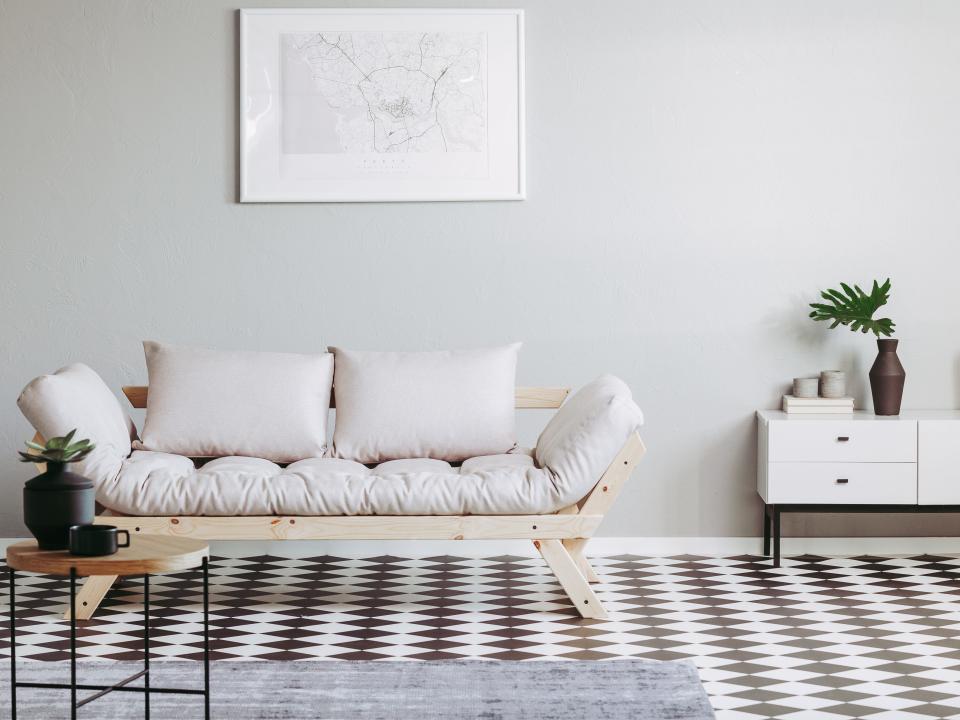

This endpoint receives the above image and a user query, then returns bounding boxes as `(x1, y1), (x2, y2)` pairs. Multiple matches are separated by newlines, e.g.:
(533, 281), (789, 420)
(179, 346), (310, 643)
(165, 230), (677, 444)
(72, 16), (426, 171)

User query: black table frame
(763, 503), (960, 567)
(8, 557), (210, 719)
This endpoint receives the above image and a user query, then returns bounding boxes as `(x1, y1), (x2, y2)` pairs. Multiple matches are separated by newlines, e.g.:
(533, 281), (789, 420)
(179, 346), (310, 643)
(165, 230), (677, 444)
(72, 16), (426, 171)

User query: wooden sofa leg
(562, 538), (600, 583)
(534, 539), (608, 620)
(64, 575), (117, 620)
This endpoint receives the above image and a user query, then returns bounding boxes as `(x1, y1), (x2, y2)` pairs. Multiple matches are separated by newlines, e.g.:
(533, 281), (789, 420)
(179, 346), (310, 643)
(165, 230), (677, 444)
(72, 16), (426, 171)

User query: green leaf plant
(18, 429), (95, 465)
(808, 278), (895, 338)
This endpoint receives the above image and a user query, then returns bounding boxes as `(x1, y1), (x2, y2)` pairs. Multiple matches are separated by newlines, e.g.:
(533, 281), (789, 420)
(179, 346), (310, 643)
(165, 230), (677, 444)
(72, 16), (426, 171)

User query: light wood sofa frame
(37, 385), (645, 621)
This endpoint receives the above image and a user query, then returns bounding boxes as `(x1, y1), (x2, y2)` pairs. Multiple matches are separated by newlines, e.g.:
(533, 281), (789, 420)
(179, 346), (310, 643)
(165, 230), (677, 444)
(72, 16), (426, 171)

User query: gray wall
(2, 0), (959, 539)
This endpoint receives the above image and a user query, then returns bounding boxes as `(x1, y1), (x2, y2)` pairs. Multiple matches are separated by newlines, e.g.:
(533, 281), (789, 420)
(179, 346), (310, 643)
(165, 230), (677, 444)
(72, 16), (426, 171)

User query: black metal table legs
(70, 568), (76, 718)
(9, 568), (16, 720)
(8, 558), (211, 717)
(145, 571), (150, 719)
(762, 507), (771, 557)
(762, 504), (782, 567)
(761, 503), (960, 568)
(203, 556), (210, 719)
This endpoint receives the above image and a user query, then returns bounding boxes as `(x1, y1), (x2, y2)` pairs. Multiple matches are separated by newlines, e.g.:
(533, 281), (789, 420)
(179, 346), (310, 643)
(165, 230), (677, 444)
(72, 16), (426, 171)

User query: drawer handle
(836, 478), (849, 484)
(837, 436), (850, 442)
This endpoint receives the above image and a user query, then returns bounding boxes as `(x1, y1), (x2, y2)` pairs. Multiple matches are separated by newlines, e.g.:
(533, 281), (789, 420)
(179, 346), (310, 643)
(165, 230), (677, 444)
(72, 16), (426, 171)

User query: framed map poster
(240, 8), (525, 202)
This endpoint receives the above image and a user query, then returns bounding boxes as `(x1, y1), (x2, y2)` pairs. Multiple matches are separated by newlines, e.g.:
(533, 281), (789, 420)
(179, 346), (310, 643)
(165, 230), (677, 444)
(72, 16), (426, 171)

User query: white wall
(2, 0), (959, 539)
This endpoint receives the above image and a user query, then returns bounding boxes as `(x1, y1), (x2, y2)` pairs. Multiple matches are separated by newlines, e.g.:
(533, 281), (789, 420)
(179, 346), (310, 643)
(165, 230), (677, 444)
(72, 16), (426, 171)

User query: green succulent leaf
(61, 447), (93, 462)
(809, 278), (895, 338)
(19, 429), (95, 464)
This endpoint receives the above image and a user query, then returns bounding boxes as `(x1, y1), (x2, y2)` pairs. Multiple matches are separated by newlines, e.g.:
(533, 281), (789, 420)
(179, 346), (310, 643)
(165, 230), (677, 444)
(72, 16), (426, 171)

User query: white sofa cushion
(535, 374), (644, 491)
(134, 342), (333, 462)
(330, 345), (520, 463)
(17, 363), (136, 487)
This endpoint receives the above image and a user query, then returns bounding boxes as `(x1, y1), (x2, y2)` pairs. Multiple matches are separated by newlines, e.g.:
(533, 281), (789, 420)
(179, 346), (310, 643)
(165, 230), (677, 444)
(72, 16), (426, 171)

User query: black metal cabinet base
(763, 504), (960, 567)
(8, 558), (210, 719)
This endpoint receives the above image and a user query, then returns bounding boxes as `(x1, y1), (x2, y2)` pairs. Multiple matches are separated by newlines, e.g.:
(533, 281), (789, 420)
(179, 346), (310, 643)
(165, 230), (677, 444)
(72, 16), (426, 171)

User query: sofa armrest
(18, 363), (137, 487)
(535, 375), (644, 505)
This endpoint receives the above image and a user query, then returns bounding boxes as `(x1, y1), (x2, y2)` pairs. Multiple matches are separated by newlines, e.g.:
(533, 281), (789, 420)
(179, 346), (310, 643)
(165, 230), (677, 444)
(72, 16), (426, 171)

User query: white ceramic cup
(793, 377), (819, 398)
(820, 370), (846, 399)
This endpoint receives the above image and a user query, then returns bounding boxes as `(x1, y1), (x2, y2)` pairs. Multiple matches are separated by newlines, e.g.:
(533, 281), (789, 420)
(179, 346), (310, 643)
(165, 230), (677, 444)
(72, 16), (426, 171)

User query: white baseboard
(585, 536), (960, 557)
(196, 536), (960, 557)
(3, 537), (960, 558)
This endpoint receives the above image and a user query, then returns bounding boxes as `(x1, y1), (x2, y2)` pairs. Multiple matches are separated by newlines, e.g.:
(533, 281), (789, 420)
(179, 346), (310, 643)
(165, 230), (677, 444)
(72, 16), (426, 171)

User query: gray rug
(1, 660), (714, 719)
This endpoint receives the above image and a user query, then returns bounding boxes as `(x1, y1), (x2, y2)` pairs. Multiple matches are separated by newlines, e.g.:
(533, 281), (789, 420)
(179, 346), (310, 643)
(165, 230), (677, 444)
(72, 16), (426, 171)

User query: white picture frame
(240, 8), (525, 202)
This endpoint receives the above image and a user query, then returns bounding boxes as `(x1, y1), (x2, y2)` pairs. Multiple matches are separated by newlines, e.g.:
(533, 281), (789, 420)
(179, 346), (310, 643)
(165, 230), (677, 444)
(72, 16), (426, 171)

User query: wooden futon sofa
(20, 348), (645, 622)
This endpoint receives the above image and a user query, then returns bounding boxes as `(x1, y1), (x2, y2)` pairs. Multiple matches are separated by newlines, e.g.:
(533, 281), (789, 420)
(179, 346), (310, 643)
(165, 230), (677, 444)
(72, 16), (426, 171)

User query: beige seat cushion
(98, 451), (549, 516)
(330, 345), (520, 463)
(134, 342), (334, 463)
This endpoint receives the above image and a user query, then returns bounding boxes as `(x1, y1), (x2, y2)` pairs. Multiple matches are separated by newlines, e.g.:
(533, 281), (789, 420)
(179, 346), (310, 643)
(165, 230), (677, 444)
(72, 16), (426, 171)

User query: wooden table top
(6, 535), (209, 577)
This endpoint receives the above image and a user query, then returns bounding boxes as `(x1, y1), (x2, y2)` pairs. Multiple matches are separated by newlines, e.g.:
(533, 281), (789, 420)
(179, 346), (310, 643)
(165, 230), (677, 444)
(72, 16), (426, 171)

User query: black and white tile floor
(5, 554), (960, 719)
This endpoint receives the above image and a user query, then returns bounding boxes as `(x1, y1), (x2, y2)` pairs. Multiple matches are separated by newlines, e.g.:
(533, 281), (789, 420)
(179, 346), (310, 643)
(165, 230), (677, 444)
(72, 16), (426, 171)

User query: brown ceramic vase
(869, 338), (905, 416)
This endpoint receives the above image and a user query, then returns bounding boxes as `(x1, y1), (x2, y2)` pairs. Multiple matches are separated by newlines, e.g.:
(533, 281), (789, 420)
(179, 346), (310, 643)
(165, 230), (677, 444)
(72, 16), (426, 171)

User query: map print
(282, 31), (486, 155)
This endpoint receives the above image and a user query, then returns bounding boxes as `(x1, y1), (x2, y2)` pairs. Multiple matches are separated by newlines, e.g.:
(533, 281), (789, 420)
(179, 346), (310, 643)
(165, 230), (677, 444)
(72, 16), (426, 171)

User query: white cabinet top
(758, 410), (960, 422)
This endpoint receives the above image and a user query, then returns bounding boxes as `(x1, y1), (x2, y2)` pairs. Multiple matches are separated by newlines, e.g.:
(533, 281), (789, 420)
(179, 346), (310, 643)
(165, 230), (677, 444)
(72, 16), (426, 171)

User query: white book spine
(782, 394), (854, 407)
(783, 406), (856, 414)
(782, 395), (854, 410)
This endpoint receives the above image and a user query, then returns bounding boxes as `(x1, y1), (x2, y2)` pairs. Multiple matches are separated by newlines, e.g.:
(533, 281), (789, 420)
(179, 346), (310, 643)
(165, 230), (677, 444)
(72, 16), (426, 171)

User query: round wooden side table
(6, 535), (210, 720)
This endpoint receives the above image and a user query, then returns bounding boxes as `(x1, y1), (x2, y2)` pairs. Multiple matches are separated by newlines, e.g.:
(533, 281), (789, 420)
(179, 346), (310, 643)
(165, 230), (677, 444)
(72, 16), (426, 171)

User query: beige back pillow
(18, 363), (138, 487)
(135, 342), (333, 462)
(331, 345), (520, 463)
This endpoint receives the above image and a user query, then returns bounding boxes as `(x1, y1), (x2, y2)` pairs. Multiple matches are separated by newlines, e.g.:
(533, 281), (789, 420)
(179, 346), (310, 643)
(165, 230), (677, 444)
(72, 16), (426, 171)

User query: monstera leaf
(809, 279), (895, 338)
(18, 429), (95, 464)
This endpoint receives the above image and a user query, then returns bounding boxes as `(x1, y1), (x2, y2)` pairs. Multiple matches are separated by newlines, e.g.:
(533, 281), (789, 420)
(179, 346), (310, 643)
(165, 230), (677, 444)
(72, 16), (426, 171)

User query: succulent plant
(18, 429), (95, 465)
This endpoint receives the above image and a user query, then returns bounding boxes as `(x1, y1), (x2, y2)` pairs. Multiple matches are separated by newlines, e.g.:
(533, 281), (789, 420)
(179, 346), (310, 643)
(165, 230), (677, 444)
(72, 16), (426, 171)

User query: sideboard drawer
(768, 420), (916, 463)
(767, 462), (917, 504)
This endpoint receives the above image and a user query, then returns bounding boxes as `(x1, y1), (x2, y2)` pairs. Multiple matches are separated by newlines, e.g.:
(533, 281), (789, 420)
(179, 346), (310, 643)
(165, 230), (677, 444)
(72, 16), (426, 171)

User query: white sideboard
(756, 410), (960, 565)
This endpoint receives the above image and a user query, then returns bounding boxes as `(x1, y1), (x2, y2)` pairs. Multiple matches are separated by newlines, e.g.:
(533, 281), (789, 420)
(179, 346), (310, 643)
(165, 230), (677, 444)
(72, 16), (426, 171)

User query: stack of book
(782, 395), (855, 414)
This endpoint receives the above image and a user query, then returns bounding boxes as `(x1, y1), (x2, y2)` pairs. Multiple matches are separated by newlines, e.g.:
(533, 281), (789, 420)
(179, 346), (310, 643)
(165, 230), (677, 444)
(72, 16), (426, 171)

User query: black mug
(69, 525), (130, 557)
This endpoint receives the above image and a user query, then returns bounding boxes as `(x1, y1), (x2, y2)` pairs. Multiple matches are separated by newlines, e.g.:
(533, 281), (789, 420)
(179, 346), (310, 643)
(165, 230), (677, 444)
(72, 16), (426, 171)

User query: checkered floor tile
(5, 554), (960, 719)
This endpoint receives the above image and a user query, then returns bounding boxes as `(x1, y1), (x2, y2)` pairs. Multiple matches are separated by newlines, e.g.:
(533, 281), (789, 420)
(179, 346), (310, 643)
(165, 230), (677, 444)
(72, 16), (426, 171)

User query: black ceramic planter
(23, 462), (95, 550)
